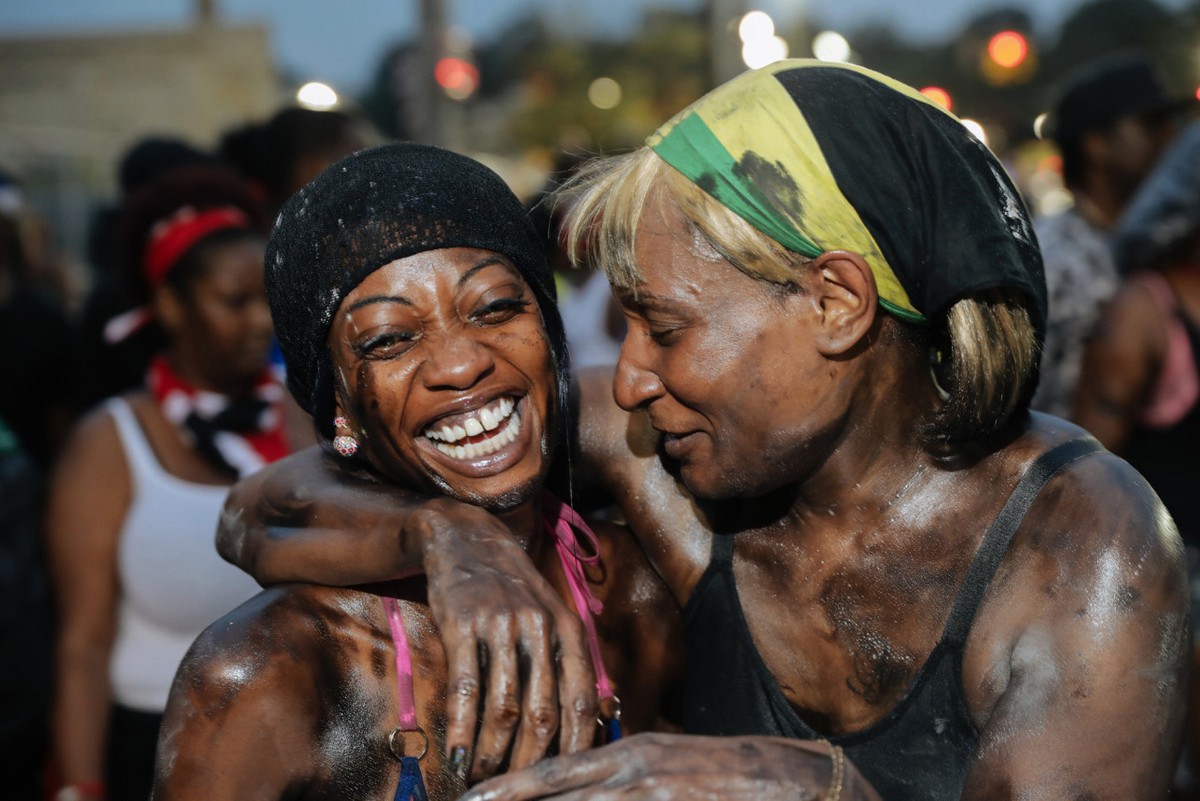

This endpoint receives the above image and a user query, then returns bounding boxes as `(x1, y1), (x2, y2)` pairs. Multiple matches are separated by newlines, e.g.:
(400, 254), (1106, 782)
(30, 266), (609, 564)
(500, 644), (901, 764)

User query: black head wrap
(648, 60), (1047, 342)
(265, 142), (565, 437)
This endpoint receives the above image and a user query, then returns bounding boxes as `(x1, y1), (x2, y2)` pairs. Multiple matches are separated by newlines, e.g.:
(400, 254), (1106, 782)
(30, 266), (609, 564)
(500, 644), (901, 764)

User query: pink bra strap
(383, 596), (420, 730)
(543, 493), (616, 702)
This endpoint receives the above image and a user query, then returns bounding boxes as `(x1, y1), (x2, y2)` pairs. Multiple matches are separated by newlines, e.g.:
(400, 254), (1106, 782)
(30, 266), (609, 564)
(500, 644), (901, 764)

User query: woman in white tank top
(43, 165), (290, 801)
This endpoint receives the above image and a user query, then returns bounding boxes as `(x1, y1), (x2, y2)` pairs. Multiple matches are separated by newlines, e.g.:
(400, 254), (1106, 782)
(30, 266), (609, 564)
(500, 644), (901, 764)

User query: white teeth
(424, 397), (518, 445)
(431, 410), (521, 461)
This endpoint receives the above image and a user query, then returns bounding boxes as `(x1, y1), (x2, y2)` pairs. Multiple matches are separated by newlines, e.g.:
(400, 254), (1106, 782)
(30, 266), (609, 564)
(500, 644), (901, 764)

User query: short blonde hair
(558, 148), (1039, 448)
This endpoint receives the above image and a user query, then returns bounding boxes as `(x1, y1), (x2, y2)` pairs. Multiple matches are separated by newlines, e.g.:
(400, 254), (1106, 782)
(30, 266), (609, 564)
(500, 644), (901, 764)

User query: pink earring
(332, 416), (359, 457)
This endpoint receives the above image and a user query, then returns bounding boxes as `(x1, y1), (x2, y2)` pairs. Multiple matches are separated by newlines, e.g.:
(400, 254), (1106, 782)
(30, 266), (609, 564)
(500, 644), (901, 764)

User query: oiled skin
(154, 505), (682, 801)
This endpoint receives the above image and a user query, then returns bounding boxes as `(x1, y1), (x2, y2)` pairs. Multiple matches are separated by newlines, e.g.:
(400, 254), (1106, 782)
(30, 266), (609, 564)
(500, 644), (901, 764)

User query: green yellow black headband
(648, 59), (1046, 336)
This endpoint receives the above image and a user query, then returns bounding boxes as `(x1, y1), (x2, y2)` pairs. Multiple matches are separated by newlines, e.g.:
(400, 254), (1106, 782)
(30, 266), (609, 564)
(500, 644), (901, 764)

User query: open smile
(423, 396), (522, 462)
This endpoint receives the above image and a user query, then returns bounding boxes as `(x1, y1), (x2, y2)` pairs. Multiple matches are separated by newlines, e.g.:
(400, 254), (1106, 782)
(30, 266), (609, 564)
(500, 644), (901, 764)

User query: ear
(152, 284), (185, 337)
(807, 250), (878, 356)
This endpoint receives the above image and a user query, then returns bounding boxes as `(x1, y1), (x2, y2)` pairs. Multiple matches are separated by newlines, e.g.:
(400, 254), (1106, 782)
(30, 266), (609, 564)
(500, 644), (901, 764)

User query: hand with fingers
(415, 500), (600, 782)
(457, 732), (882, 801)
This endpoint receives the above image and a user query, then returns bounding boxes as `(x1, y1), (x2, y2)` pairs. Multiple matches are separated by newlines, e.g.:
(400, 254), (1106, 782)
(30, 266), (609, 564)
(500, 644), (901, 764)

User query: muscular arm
(44, 408), (129, 790)
(212, 383), (661, 778)
(962, 454), (1189, 799)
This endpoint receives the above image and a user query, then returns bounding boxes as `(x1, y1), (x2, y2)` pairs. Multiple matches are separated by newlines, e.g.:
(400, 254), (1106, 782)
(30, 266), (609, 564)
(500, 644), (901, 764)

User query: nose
(612, 336), (664, 412)
(421, 328), (495, 390)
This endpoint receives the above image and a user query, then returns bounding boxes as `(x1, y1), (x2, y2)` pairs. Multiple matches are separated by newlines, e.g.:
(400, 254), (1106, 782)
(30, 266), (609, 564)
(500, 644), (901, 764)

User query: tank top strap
(939, 437), (1103, 647)
(105, 397), (158, 482)
(709, 531), (735, 565)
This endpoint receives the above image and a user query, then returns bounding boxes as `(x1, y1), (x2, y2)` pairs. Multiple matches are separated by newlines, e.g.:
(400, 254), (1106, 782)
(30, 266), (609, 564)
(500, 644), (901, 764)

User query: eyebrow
(459, 255), (514, 286)
(345, 295), (413, 313)
(345, 256), (517, 313)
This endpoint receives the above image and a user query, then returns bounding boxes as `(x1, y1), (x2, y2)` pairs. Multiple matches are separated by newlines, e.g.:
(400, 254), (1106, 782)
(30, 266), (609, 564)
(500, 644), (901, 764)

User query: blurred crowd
(4, 47), (1200, 801)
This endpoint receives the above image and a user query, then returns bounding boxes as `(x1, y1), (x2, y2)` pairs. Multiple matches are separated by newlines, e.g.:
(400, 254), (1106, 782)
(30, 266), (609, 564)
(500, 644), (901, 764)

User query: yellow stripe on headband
(649, 60), (923, 319)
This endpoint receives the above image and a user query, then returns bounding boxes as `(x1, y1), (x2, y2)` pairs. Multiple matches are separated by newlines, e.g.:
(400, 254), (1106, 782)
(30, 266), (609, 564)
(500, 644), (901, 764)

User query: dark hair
(219, 107), (362, 209)
(117, 164), (265, 305)
(265, 143), (567, 442)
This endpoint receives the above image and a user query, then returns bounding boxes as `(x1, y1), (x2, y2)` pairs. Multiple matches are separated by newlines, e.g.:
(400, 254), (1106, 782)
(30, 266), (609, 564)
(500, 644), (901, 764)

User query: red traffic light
(435, 56), (479, 100)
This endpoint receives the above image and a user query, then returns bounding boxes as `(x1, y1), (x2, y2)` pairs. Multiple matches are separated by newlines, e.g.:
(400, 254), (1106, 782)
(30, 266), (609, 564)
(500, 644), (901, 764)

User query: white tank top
(106, 398), (262, 712)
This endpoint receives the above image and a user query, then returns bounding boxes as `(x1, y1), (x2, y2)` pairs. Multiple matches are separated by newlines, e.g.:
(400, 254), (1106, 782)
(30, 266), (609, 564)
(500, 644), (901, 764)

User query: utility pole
(194, 0), (217, 26)
(416, 0), (449, 145)
(706, 0), (746, 89)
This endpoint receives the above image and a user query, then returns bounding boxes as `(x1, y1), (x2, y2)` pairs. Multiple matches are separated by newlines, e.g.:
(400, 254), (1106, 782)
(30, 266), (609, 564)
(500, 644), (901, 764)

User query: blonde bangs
(558, 148), (664, 290)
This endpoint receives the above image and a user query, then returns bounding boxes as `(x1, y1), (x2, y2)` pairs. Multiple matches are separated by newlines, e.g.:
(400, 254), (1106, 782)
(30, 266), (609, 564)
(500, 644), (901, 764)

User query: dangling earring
(332, 416), (359, 457)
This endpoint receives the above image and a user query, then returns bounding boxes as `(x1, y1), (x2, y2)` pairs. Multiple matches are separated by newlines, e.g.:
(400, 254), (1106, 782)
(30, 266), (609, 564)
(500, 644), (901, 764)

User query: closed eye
(352, 331), (417, 359)
(471, 297), (531, 325)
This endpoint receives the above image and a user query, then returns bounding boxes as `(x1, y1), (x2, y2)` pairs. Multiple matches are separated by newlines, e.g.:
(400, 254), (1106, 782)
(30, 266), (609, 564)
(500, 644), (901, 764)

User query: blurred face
(1101, 112), (1179, 203)
(613, 194), (845, 500)
(167, 237), (274, 392)
(327, 248), (556, 511)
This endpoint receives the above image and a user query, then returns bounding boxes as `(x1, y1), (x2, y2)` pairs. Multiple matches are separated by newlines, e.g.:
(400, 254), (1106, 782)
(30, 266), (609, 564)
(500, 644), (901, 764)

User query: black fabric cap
(1049, 53), (1189, 145)
(775, 67), (1047, 340)
(265, 142), (562, 432)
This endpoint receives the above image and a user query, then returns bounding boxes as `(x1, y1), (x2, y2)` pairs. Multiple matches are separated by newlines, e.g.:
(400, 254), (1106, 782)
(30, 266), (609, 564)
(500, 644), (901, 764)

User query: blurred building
(0, 16), (279, 270)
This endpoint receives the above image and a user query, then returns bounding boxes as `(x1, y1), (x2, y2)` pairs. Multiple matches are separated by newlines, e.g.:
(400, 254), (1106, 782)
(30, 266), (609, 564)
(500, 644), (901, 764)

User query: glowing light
(961, 118), (988, 147)
(739, 11), (775, 42)
(1033, 111), (1050, 139)
(920, 86), (952, 111)
(435, 57), (479, 101)
(987, 31), (1028, 69)
(742, 35), (789, 69)
(588, 77), (622, 110)
(296, 82), (338, 110)
(812, 31), (850, 63)
(1194, 85), (1200, 101)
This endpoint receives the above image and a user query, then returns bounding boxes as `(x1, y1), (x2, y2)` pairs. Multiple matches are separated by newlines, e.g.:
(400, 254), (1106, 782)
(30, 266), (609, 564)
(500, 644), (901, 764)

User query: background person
(1032, 52), (1192, 418)
(220, 61), (1189, 801)
(45, 164), (288, 801)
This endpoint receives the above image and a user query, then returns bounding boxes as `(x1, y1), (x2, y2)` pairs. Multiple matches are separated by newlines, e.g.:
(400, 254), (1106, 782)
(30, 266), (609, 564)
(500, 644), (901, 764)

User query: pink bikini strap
(383, 596), (420, 730)
(542, 493), (616, 702)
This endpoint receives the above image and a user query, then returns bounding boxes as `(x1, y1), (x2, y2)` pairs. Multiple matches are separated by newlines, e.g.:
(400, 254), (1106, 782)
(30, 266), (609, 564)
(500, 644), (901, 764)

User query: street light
(296, 82), (338, 110)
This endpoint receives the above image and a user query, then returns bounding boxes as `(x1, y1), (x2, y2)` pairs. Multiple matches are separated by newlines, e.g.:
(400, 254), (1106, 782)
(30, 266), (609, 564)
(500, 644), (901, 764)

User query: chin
(433, 473), (545, 515)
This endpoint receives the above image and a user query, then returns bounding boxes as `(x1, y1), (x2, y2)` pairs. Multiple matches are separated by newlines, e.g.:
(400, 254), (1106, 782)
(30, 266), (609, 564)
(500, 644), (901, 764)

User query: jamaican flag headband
(648, 60), (1046, 337)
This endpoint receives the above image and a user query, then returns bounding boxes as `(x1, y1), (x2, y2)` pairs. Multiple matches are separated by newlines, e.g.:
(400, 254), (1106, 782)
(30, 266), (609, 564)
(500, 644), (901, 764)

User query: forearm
(217, 446), (488, 586)
(51, 640), (113, 785)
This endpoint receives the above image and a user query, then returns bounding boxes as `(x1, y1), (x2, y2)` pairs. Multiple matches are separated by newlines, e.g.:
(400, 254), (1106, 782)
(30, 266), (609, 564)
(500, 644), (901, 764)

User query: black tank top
(681, 438), (1102, 801)
(1123, 299), (1200, 544)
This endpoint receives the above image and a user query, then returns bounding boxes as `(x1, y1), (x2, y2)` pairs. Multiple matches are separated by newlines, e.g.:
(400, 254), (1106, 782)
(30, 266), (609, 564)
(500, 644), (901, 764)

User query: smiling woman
(327, 249), (556, 509)
(150, 143), (685, 801)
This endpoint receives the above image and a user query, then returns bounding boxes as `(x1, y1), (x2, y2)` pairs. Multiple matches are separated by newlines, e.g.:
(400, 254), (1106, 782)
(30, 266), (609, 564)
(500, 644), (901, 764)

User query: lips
(660, 430), (700, 460)
(423, 396), (521, 461)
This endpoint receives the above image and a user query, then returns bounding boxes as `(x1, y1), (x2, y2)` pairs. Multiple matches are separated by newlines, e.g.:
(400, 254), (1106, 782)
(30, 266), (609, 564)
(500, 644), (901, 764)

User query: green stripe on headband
(647, 61), (924, 321)
(651, 114), (823, 259)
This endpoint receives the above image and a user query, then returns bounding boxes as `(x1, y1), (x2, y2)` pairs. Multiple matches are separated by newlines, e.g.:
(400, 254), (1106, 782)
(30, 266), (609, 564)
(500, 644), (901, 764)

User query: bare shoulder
(173, 584), (382, 710)
(962, 413), (1189, 739)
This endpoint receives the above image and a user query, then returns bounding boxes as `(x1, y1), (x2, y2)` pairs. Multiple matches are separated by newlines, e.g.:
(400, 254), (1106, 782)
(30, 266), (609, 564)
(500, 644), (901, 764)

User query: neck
(161, 350), (257, 398)
(786, 343), (942, 525)
(1071, 185), (1121, 232)
(493, 495), (546, 554)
